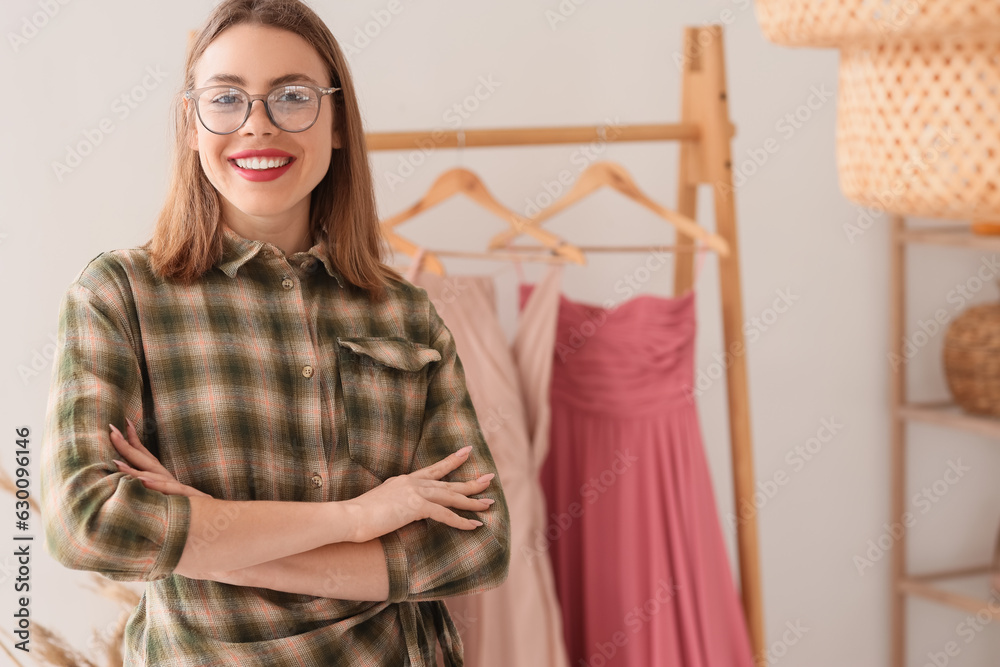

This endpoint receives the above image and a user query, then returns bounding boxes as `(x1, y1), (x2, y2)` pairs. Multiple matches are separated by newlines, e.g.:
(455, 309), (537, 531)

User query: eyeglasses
(184, 83), (341, 135)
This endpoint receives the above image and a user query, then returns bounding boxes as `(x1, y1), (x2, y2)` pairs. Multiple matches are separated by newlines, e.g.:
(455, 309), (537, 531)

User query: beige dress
(405, 250), (569, 667)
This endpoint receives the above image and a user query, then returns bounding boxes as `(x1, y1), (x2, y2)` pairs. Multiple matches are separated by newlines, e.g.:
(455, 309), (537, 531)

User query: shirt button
(281, 277), (294, 290)
(311, 473), (323, 488)
(302, 365), (314, 378)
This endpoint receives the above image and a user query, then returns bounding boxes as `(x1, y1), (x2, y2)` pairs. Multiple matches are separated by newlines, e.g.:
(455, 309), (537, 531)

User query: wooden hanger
(487, 161), (730, 258)
(383, 229), (448, 275)
(380, 167), (587, 276)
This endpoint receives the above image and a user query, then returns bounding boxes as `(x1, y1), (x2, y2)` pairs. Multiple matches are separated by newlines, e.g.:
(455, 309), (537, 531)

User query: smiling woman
(38, 1), (511, 666)
(181, 23), (340, 238)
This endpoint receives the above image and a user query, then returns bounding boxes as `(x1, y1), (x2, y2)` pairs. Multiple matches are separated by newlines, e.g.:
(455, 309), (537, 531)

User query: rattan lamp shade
(755, 0), (1000, 47)
(837, 36), (1000, 220)
(755, 0), (1000, 221)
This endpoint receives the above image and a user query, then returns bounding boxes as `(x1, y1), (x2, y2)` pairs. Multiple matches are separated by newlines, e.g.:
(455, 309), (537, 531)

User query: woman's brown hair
(145, 0), (402, 300)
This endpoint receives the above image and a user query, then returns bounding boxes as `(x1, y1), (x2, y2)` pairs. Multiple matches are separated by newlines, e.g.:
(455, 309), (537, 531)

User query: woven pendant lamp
(754, 0), (1000, 224)
(755, 0), (1000, 47)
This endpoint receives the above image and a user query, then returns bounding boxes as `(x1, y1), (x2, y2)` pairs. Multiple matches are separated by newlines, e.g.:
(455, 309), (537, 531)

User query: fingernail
(477, 473), (495, 483)
(470, 520), (483, 527)
(109, 424), (121, 437)
(112, 459), (125, 467)
(481, 498), (496, 505)
(456, 446), (473, 457)
(125, 417), (135, 432)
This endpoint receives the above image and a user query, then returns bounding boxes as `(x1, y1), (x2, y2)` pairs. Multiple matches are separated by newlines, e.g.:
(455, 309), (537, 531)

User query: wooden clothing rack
(365, 24), (766, 664)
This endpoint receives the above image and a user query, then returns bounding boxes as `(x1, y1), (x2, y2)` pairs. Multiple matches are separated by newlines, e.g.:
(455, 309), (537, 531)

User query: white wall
(3, 1), (999, 665)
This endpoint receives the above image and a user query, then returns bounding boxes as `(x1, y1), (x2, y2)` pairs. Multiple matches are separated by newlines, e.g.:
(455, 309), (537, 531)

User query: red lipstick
(228, 149), (296, 182)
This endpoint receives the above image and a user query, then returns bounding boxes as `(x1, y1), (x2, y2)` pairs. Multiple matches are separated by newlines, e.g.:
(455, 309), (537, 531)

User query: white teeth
(233, 156), (292, 170)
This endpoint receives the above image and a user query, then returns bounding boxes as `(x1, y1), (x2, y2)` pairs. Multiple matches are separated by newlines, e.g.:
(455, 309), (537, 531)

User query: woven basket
(755, 0), (1000, 47)
(943, 298), (1000, 417)
(836, 36), (1000, 220)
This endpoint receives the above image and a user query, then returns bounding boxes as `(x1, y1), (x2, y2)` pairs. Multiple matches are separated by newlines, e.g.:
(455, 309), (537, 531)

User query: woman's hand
(342, 445), (496, 544)
(109, 419), (212, 498)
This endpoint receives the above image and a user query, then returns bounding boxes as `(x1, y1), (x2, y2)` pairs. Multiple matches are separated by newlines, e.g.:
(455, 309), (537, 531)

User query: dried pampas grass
(0, 466), (138, 667)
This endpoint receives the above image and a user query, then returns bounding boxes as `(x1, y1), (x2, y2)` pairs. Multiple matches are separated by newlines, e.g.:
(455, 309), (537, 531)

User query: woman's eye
(209, 91), (243, 106)
(276, 87), (312, 103)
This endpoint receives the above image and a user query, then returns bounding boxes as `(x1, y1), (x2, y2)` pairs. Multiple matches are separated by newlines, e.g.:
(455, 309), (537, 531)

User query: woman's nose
(240, 98), (277, 135)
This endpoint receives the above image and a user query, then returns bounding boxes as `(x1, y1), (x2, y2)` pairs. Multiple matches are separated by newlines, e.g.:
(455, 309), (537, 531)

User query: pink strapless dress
(525, 286), (756, 667)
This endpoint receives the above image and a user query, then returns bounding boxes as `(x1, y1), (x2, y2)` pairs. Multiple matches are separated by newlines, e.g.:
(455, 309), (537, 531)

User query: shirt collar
(217, 225), (344, 288)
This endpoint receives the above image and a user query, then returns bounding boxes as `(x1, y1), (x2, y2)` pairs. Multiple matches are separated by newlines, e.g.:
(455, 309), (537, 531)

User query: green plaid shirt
(40, 225), (511, 666)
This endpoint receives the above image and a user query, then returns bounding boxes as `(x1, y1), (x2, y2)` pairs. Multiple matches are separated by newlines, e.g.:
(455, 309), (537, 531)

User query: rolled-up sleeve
(381, 299), (512, 602)
(39, 268), (190, 582)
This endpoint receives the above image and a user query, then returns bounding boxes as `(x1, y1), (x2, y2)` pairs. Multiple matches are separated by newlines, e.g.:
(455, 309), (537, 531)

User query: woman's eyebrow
(203, 73), (321, 87)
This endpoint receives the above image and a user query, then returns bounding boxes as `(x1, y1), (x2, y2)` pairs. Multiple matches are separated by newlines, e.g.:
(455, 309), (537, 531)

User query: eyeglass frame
(184, 83), (342, 135)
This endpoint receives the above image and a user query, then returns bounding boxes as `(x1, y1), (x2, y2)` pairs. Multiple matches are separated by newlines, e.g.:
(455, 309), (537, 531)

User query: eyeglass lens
(196, 86), (323, 133)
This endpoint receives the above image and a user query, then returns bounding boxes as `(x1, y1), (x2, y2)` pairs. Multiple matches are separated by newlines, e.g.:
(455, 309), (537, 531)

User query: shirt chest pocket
(335, 336), (442, 481)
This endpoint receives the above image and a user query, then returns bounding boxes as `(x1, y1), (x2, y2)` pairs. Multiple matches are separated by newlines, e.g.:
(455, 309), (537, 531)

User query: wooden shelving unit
(899, 566), (998, 618)
(898, 402), (1000, 441)
(890, 215), (1000, 666)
